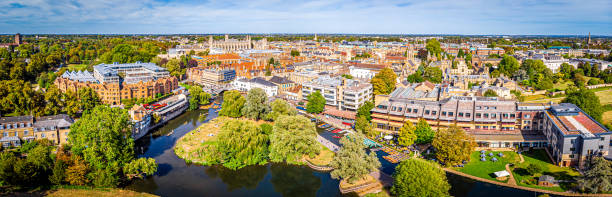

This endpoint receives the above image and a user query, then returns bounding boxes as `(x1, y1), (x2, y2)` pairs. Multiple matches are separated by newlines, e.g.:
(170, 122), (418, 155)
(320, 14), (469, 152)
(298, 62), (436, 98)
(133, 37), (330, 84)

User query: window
(449, 112), (454, 116)
(491, 114), (496, 118)
(524, 114), (531, 118)
(569, 154), (574, 158)
(476, 106), (481, 110)
(42, 133), (46, 138)
(476, 113), (481, 118)
(459, 112), (464, 117)
(491, 126), (496, 129)
(2, 132), (6, 137)
(466, 113), (471, 117)
(24, 130), (29, 135)
(599, 145), (604, 150)
(414, 109), (418, 113)
(14, 132), (17, 137)
(484, 113), (489, 118)
(570, 147), (575, 151)
(407, 108), (412, 113)
(425, 110), (430, 115)
(475, 126), (481, 129)
(483, 126), (489, 130)
(442, 111), (447, 116)
(510, 114), (515, 118)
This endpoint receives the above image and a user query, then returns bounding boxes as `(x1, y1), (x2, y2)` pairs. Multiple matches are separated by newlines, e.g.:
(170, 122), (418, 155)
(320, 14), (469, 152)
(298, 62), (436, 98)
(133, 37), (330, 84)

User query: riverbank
(47, 188), (157, 197)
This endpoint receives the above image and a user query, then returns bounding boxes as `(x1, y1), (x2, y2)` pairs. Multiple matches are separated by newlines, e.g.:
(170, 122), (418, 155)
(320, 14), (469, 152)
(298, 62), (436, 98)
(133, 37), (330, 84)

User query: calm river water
(126, 109), (546, 197)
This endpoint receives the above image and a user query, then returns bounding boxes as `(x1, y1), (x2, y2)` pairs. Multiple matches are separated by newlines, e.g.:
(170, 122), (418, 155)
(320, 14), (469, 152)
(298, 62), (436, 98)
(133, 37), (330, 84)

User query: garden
(511, 149), (580, 192)
(454, 151), (519, 183)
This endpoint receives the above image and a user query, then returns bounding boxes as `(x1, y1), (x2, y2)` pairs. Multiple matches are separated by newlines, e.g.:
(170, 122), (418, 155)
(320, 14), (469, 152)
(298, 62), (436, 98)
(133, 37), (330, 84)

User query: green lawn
(66, 64), (89, 71)
(180, 83), (192, 90)
(554, 80), (574, 91)
(511, 149), (580, 192)
(595, 89), (612, 105)
(454, 151), (519, 183)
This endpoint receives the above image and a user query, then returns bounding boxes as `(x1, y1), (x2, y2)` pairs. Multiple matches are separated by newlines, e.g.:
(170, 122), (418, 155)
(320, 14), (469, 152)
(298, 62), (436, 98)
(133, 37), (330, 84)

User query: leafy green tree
(330, 133), (381, 183)
(266, 99), (296, 121)
(562, 89), (603, 121)
(269, 115), (320, 164)
(306, 91), (325, 114)
(398, 121), (417, 147)
(577, 157), (611, 193)
(124, 158), (158, 180)
(355, 116), (375, 137)
(391, 159), (450, 197)
(69, 105), (152, 187)
(371, 67), (397, 95)
(188, 86), (211, 110)
(559, 63), (575, 79)
(217, 119), (270, 169)
(526, 163), (543, 175)
(64, 90), (80, 116)
(49, 159), (67, 185)
(77, 87), (101, 113)
(44, 85), (65, 115)
(290, 50), (300, 57)
(426, 39), (442, 59)
(242, 88), (270, 120)
(483, 89), (498, 97)
(432, 126), (476, 166)
(356, 101), (374, 121)
(498, 55), (520, 77)
(219, 90), (246, 118)
(406, 70), (425, 83)
(414, 119), (435, 144)
(0, 152), (18, 186)
(423, 67), (443, 83)
(65, 156), (89, 186)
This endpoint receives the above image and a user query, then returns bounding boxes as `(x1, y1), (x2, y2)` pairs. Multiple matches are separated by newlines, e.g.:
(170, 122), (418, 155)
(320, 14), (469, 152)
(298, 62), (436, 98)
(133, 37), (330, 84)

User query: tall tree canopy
(391, 159), (450, 197)
(330, 133), (381, 183)
(371, 67), (397, 95)
(577, 157), (611, 193)
(306, 91), (325, 114)
(562, 89), (603, 121)
(242, 88), (270, 120)
(217, 119), (270, 169)
(77, 87), (101, 113)
(219, 90), (246, 118)
(69, 105), (156, 187)
(414, 119), (435, 144)
(266, 99), (296, 121)
(269, 115), (320, 164)
(432, 126), (476, 166)
(398, 121), (417, 147)
(188, 86), (211, 110)
(423, 66), (443, 83)
(356, 101), (374, 122)
(426, 39), (442, 59)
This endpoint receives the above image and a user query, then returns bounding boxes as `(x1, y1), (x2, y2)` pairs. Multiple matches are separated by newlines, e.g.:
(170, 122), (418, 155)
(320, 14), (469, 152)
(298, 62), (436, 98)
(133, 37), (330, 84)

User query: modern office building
(543, 103), (610, 168)
(55, 62), (178, 105)
(187, 67), (236, 87)
(371, 94), (611, 168)
(302, 76), (373, 111)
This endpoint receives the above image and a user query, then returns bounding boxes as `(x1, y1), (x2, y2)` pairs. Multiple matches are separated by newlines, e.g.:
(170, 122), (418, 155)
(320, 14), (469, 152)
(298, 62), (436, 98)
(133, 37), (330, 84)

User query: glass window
(414, 109), (418, 113)
(459, 112), (464, 117)
(442, 111), (447, 116)
(425, 110), (430, 115)
(466, 113), (471, 117)
(449, 112), (454, 116)
(476, 113), (481, 118)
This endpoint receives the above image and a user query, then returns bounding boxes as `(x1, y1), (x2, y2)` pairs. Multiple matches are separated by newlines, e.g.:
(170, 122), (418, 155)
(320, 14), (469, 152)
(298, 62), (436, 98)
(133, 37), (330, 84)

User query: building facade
(0, 114), (74, 147)
(55, 62), (178, 105)
(187, 67), (236, 87)
(302, 76), (373, 111)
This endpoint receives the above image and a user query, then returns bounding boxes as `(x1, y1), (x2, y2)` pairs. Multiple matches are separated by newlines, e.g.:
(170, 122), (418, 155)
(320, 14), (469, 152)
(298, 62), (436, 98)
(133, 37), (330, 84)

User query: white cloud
(0, 0), (609, 34)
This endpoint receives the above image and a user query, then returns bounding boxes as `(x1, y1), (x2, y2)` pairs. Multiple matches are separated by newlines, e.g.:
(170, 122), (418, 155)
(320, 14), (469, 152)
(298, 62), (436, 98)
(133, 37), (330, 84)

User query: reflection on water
(127, 105), (547, 197)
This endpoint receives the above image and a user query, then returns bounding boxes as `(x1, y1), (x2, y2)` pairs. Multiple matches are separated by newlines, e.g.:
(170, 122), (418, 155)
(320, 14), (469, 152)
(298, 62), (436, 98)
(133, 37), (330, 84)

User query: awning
(494, 170), (510, 177)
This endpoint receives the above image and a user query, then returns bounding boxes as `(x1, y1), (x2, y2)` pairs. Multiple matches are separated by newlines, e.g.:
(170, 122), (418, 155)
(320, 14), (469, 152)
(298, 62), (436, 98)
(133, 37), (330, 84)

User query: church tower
(314, 33), (317, 41)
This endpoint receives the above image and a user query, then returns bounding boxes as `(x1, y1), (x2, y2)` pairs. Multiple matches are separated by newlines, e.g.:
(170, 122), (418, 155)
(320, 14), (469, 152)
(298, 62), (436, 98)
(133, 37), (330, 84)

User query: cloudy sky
(1, 0), (610, 35)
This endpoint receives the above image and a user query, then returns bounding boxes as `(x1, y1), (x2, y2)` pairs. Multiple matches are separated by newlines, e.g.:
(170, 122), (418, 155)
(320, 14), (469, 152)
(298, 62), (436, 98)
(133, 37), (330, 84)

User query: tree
(69, 105), (155, 187)
(423, 67), (443, 83)
(269, 115), (320, 164)
(562, 89), (603, 121)
(330, 133), (381, 183)
(457, 49), (465, 58)
(432, 126), (476, 166)
(498, 55), (520, 77)
(215, 119), (270, 169)
(417, 49), (428, 61)
(65, 156), (89, 186)
(219, 90), (246, 118)
(188, 86), (212, 110)
(414, 119), (435, 144)
(371, 67), (397, 95)
(356, 101), (374, 121)
(50, 159), (67, 185)
(265, 99), (296, 121)
(483, 89), (498, 97)
(355, 116), (375, 137)
(242, 88), (269, 120)
(290, 50), (300, 57)
(406, 70), (425, 83)
(124, 158), (158, 180)
(77, 87), (101, 112)
(391, 159), (450, 197)
(64, 90), (80, 116)
(577, 157), (611, 193)
(526, 163), (543, 175)
(426, 39), (442, 59)
(306, 91), (325, 114)
(44, 85), (65, 115)
(398, 121), (417, 147)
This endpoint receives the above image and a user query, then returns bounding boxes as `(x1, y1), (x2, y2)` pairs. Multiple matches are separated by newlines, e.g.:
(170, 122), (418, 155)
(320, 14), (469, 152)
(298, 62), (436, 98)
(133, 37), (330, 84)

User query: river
(126, 109), (545, 197)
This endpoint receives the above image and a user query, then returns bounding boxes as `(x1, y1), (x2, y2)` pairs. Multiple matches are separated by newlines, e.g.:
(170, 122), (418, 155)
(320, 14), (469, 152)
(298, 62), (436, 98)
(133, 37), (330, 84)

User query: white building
(302, 75), (373, 111)
(348, 63), (385, 79)
(231, 77), (278, 97)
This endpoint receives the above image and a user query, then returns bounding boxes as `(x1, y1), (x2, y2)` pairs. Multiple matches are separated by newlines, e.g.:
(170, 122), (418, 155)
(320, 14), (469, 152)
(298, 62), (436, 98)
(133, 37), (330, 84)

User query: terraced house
(371, 94), (611, 168)
(0, 115), (74, 147)
(55, 62), (178, 105)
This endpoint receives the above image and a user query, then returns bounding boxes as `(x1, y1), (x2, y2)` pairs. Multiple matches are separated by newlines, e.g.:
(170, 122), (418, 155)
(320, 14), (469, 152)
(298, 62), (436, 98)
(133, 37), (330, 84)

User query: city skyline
(1, 0), (611, 35)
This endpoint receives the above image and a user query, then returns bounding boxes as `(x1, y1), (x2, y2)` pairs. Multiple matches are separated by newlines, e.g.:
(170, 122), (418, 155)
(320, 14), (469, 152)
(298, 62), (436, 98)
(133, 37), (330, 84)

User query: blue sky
(1, 0), (610, 35)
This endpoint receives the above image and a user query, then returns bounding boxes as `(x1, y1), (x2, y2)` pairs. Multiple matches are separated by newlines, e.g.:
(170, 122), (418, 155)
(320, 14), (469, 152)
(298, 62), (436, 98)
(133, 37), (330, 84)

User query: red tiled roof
(574, 112), (608, 134)
(323, 106), (356, 120)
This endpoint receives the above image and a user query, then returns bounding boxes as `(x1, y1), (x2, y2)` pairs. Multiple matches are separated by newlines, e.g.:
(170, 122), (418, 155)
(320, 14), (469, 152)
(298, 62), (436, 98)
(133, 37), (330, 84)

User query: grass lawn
(602, 111), (612, 125)
(595, 89), (612, 105)
(47, 188), (156, 197)
(180, 83), (192, 90)
(511, 149), (580, 192)
(305, 144), (334, 166)
(554, 80), (574, 91)
(65, 64), (89, 71)
(454, 151), (519, 183)
(523, 94), (547, 101)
